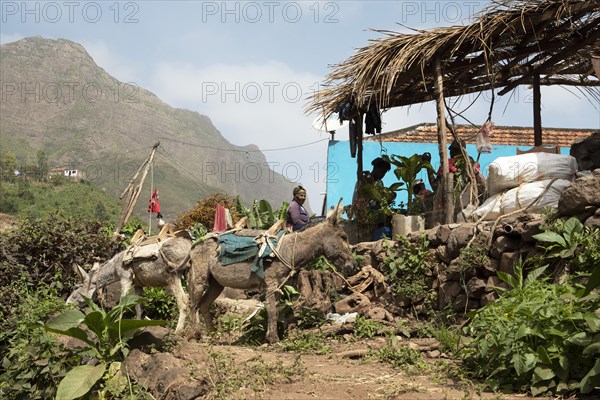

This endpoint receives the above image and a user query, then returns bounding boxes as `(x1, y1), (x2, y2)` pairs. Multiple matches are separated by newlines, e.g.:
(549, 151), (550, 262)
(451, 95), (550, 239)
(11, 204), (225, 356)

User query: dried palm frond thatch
(307, 0), (600, 116)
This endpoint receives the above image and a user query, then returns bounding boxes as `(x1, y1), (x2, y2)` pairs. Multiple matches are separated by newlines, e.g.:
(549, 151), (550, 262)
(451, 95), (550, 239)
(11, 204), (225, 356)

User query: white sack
(487, 153), (577, 195)
(472, 179), (572, 221)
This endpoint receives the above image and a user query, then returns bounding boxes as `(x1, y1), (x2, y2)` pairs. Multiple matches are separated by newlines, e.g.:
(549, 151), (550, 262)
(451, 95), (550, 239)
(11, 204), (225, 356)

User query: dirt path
(126, 330), (550, 400)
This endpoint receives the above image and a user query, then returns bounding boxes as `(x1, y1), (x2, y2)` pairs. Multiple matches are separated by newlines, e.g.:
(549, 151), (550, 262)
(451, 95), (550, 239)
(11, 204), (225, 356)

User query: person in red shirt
(425, 140), (485, 193)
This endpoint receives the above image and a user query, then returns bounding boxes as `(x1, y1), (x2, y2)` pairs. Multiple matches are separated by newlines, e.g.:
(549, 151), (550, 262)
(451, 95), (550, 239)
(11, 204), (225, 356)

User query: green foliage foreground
(45, 294), (167, 400)
(460, 278), (600, 396)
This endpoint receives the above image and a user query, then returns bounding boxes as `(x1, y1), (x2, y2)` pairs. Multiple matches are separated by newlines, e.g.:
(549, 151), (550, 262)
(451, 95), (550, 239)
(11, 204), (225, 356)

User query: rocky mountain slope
(0, 37), (294, 220)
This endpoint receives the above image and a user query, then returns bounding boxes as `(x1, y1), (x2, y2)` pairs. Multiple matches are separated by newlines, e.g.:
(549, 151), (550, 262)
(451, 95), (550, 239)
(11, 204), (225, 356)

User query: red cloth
(147, 188), (160, 213)
(437, 158), (481, 178)
(213, 203), (227, 232)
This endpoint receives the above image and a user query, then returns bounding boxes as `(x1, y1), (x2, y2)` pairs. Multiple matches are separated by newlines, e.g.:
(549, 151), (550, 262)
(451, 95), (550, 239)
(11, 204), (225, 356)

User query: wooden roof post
(355, 111), (364, 180)
(533, 73), (542, 146)
(434, 57), (453, 224)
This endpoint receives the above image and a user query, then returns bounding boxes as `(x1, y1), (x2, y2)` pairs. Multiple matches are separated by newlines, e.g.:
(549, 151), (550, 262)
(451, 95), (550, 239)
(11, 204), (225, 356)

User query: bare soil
(125, 328), (553, 400)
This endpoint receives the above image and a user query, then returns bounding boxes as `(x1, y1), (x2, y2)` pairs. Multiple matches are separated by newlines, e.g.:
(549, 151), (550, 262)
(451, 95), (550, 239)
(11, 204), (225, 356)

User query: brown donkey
(186, 200), (354, 343)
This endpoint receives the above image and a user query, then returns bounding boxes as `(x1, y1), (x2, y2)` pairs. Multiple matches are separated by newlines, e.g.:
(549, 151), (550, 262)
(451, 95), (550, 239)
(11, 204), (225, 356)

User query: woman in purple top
(286, 186), (310, 231)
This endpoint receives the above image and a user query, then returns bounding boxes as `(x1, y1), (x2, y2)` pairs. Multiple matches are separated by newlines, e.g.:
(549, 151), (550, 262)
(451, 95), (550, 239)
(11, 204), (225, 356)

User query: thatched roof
(308, 0), (600, 116)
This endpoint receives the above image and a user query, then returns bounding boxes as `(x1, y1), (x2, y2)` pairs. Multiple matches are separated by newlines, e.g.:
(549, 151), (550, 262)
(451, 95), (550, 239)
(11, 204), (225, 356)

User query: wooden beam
(498, 25), (600, 95)
(533, 73), (542, 146)
(113, 143), (159, 238)
(434, 57), (453, 225)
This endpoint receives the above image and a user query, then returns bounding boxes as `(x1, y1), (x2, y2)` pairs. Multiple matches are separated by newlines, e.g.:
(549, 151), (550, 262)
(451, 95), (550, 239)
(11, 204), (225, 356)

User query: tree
(0, 150), (17, 183)
(36, 150), (48, 182)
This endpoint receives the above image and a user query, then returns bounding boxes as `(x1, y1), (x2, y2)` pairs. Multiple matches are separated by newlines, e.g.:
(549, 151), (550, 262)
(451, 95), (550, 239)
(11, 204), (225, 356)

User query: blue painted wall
(325, 140), (569, 211)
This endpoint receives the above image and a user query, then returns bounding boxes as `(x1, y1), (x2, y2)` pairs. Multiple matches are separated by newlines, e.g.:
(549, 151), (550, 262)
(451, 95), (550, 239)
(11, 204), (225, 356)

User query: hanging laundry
(349, 119), (358, 158)
(476, 121), (494, 153)
(337, 101), (352, 122)
(147, 188), (160, 213)
(364, 100), (382, 135)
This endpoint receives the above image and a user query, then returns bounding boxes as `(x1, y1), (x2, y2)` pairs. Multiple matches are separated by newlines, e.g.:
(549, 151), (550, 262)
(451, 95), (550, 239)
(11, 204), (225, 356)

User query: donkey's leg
(264, 278), (281, 344)
(199, 275), (224, 333)
(134, 285), (144, 320)
(168, 277), (189, 334)
(187, 256), (211, 331)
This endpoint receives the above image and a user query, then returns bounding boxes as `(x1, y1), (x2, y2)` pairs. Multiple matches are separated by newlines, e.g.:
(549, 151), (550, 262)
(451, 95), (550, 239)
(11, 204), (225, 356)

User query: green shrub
(460, 279), (600, 396)
(534, 216), (600, 277)
(0, 215), (123, 298)
(0, 277), (79, 400)
(379, 236), (435, 310)
(142, 287), (178, 323)
(354, 316), (384, 338)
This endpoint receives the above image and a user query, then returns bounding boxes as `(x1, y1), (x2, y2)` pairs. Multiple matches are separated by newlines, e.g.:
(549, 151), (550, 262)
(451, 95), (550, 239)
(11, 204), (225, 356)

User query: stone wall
(349, 166), (600, 317)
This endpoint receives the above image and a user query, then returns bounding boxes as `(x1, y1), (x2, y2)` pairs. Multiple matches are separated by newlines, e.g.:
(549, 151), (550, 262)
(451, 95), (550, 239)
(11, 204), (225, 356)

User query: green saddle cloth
(217, 230), (286, 278)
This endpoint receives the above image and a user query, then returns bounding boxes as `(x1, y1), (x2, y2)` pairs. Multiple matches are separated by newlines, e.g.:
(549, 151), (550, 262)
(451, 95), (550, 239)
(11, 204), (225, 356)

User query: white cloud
(151, 60), (332, 211)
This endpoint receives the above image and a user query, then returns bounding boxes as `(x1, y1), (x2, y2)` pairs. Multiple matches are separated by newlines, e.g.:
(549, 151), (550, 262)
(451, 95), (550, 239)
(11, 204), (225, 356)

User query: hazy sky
(2, 1), (599, 211)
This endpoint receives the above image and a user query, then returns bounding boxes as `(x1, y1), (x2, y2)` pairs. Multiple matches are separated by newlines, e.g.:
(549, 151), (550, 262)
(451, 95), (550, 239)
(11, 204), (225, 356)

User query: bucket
(392, 214), (425, 239)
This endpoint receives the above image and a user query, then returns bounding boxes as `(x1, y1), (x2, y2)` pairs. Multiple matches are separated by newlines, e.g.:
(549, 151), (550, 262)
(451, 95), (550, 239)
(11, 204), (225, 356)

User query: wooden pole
(434, 58), (453, 224)
(533, 73), (542, 146)
(113, 142), (159, 238)
(356, 112), (364, 180)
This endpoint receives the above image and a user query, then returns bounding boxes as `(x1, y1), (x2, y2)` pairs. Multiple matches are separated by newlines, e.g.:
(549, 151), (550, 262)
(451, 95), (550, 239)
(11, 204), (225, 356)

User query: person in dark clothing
(351, 157), (395, 240)
(286, 186), (310, 231)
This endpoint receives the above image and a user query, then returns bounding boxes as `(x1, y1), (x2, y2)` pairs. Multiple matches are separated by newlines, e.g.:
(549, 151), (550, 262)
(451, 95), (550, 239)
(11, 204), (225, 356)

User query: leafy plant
(533, 216), (600, 277)
(0, 277), (80, 400)
(383, 153), (434, 214)
(496, 257), (548, 292)
(379, 236), (435, 310)
(44, 294), (167, 400)
(460, 280), (600, 396)
(295, 306), (327, 329)
(455, 238), (490, 273)
(142, 287), (178, 323)
(354, 316), (384, 338)
(346, 179), (399, 227)
(0, 215), (124, 356)
(233, 196), (288, 229)
(189, 222), (209, 246)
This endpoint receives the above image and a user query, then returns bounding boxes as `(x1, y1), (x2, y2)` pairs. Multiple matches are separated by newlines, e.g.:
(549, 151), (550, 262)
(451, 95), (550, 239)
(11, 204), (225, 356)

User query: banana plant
(234, 196), (288, 229)
(383, 154), (434, 213)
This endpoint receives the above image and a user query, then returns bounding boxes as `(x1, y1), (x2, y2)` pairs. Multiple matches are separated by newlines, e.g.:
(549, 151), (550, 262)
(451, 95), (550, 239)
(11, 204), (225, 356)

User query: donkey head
(66, 262), (101, 308)
(321, 199), (355, 271)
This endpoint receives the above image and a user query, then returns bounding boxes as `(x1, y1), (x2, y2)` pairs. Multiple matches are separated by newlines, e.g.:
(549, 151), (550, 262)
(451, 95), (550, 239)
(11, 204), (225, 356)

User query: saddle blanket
(217, 230), (286, 278)
(123, 237), (172, 265)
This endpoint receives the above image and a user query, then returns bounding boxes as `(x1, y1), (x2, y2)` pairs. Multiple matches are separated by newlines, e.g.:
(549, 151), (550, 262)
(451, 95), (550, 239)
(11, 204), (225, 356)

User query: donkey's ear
(72, 263), (88, 282)
(326, 198), (344, 225)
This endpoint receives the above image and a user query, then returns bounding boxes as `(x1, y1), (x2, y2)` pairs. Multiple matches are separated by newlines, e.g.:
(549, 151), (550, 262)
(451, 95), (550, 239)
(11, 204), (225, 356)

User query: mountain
(0, 37), (295, 221)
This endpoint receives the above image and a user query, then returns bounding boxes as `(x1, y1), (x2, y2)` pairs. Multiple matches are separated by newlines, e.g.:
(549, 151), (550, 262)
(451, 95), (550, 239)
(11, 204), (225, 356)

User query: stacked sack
(472, 153), (578, 220)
